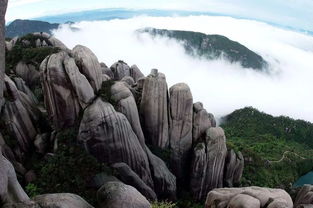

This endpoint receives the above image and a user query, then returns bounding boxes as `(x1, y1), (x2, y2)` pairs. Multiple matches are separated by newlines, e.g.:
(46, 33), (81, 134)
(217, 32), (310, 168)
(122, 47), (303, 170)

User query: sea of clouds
(52, 15), (313, 123)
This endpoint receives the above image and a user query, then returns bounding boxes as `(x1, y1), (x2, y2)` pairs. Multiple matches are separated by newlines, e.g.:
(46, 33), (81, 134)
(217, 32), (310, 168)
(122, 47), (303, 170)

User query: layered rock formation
(294, 185), (313, 208)
(205, 186), (293, 208)
(223, 149), (244, 187)
(40, 51), (95, 129)
(190, 127), (227, 201)
(78, 98), (154, 187)
(72, 45), (103, 91)
(140, 69), (169, 149)
(169, 83), (193, 181)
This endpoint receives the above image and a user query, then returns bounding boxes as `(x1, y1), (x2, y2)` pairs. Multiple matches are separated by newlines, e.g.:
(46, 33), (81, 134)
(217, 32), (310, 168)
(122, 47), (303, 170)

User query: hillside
(5, 19), (60, 38)
(221, 107), (313, 190)
(140, 28), (269, 70)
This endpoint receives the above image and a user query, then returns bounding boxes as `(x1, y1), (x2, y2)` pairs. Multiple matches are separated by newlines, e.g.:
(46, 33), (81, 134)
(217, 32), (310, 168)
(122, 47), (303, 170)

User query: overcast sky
(6, 0), (313, 31)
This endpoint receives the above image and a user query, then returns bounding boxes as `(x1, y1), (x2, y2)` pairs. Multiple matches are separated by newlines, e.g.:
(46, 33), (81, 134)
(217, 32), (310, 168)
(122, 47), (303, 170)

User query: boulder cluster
(0, 2), (312, 207)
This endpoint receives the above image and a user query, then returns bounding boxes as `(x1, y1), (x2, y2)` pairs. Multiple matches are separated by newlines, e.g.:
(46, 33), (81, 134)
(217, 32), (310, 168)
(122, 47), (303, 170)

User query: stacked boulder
(78, 60), (245, 201)
(39, 45), (244, 201)
(205, 186), (293, 208)
(40, 49), (96, 129)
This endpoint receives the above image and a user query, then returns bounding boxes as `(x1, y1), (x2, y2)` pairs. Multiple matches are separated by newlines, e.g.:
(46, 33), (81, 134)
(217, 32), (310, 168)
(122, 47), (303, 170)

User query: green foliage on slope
(31, 127), (112, 206)
(221, 107), (313, 190)
(6, 34), (60, 72)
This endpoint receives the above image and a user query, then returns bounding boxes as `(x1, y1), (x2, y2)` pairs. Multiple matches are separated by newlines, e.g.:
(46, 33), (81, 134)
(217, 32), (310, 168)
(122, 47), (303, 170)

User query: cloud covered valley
(52, 15), (313, 123)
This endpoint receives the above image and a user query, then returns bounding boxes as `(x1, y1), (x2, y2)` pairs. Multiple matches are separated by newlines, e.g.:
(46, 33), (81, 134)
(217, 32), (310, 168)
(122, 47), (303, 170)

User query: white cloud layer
(53, 15), (313, 122)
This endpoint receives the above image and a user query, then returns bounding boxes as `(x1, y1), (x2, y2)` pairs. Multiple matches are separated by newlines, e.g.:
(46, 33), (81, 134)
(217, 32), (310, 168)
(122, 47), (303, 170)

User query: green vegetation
(31, 127), (112, 206)
(5, 33), (60, 104)
(152, 201), (176, 208)
(25, 183), (41, 198)
(221, 107), (313, 190)
(143, 28), (268, 70)
(6, 34), (60, 72)
(152, 201), (202, 208)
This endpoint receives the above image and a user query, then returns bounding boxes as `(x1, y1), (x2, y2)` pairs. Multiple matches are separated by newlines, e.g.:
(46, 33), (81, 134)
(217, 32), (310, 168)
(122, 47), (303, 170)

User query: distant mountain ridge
(140, 28), (268, 70)
(5, 19), (59, 38)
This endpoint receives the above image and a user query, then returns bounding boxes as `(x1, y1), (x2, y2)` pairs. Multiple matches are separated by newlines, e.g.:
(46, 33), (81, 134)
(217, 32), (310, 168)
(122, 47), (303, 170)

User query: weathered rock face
(0, 148), (31, 206)
(2, 76), (38, 157)
(110, 60), (130, 81)
(205, 186), (293, 208)
(140, 69), (169, 149)
(0, 0), (8, 110)
(3, 193), (94, 208)
(169, 83), (193, 181)
(72, 45), (103, 91)
(41, 52), (81, 129)
(15, 62), (40, 87)
(40, 51), (94, 129)
(294, 185), (313, 208)
(100, 62), (114, 79)
(224, 149), (244, 187)
(97, 181), (151, 208)
(192, 102), (216, 143)
(145, 147), (177, 200)
(78, 98), (154, 188)
(111, 162), (157, 201)
(32, 193), (94, 208)
(190, 127), (227, 201)
(130, 65), (144, 82)
(111, 81), (146, 147)
(13, 77), (38, 104)
(33, 32), (68, 50)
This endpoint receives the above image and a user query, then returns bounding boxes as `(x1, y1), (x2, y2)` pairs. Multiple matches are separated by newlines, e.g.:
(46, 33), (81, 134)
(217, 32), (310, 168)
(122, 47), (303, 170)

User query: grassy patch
(32, 127), (112, 206)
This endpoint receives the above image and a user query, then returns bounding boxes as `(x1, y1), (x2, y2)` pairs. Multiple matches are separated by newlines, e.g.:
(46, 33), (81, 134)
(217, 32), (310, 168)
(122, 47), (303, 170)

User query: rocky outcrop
(111, 162), (157, 201)
(224, 149), (244, 187)
(41, 52), (81, 129)
(13, 77), (38, 104)
(2, 76), (39, 158)
(72, 45), (103, 91)
(130, 65), (144, 82)
(140, 69), (169, 149)
(0, 148), (31, 206)
(0, 0), (8, 110)
(294, 185), (313, 208)
(192, 102), (216, 143)
(110, 60), (130, 81)
(32, 193), (94, 208)
(205, 186), (293, 208)
(40, 51), (95, 129)
(3, 194), (94, 208)
(190, 127), (227, 201)
(78, 98), (154, 188)
(97, 181), (151, 208)
(145, 147), (176, 200)
(169, 83), (193, 181)
(33, 32), (68, 50)
(100, 62), (114, 79)
(15, 62), (40, 87)
(111, 81), (146, 147)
